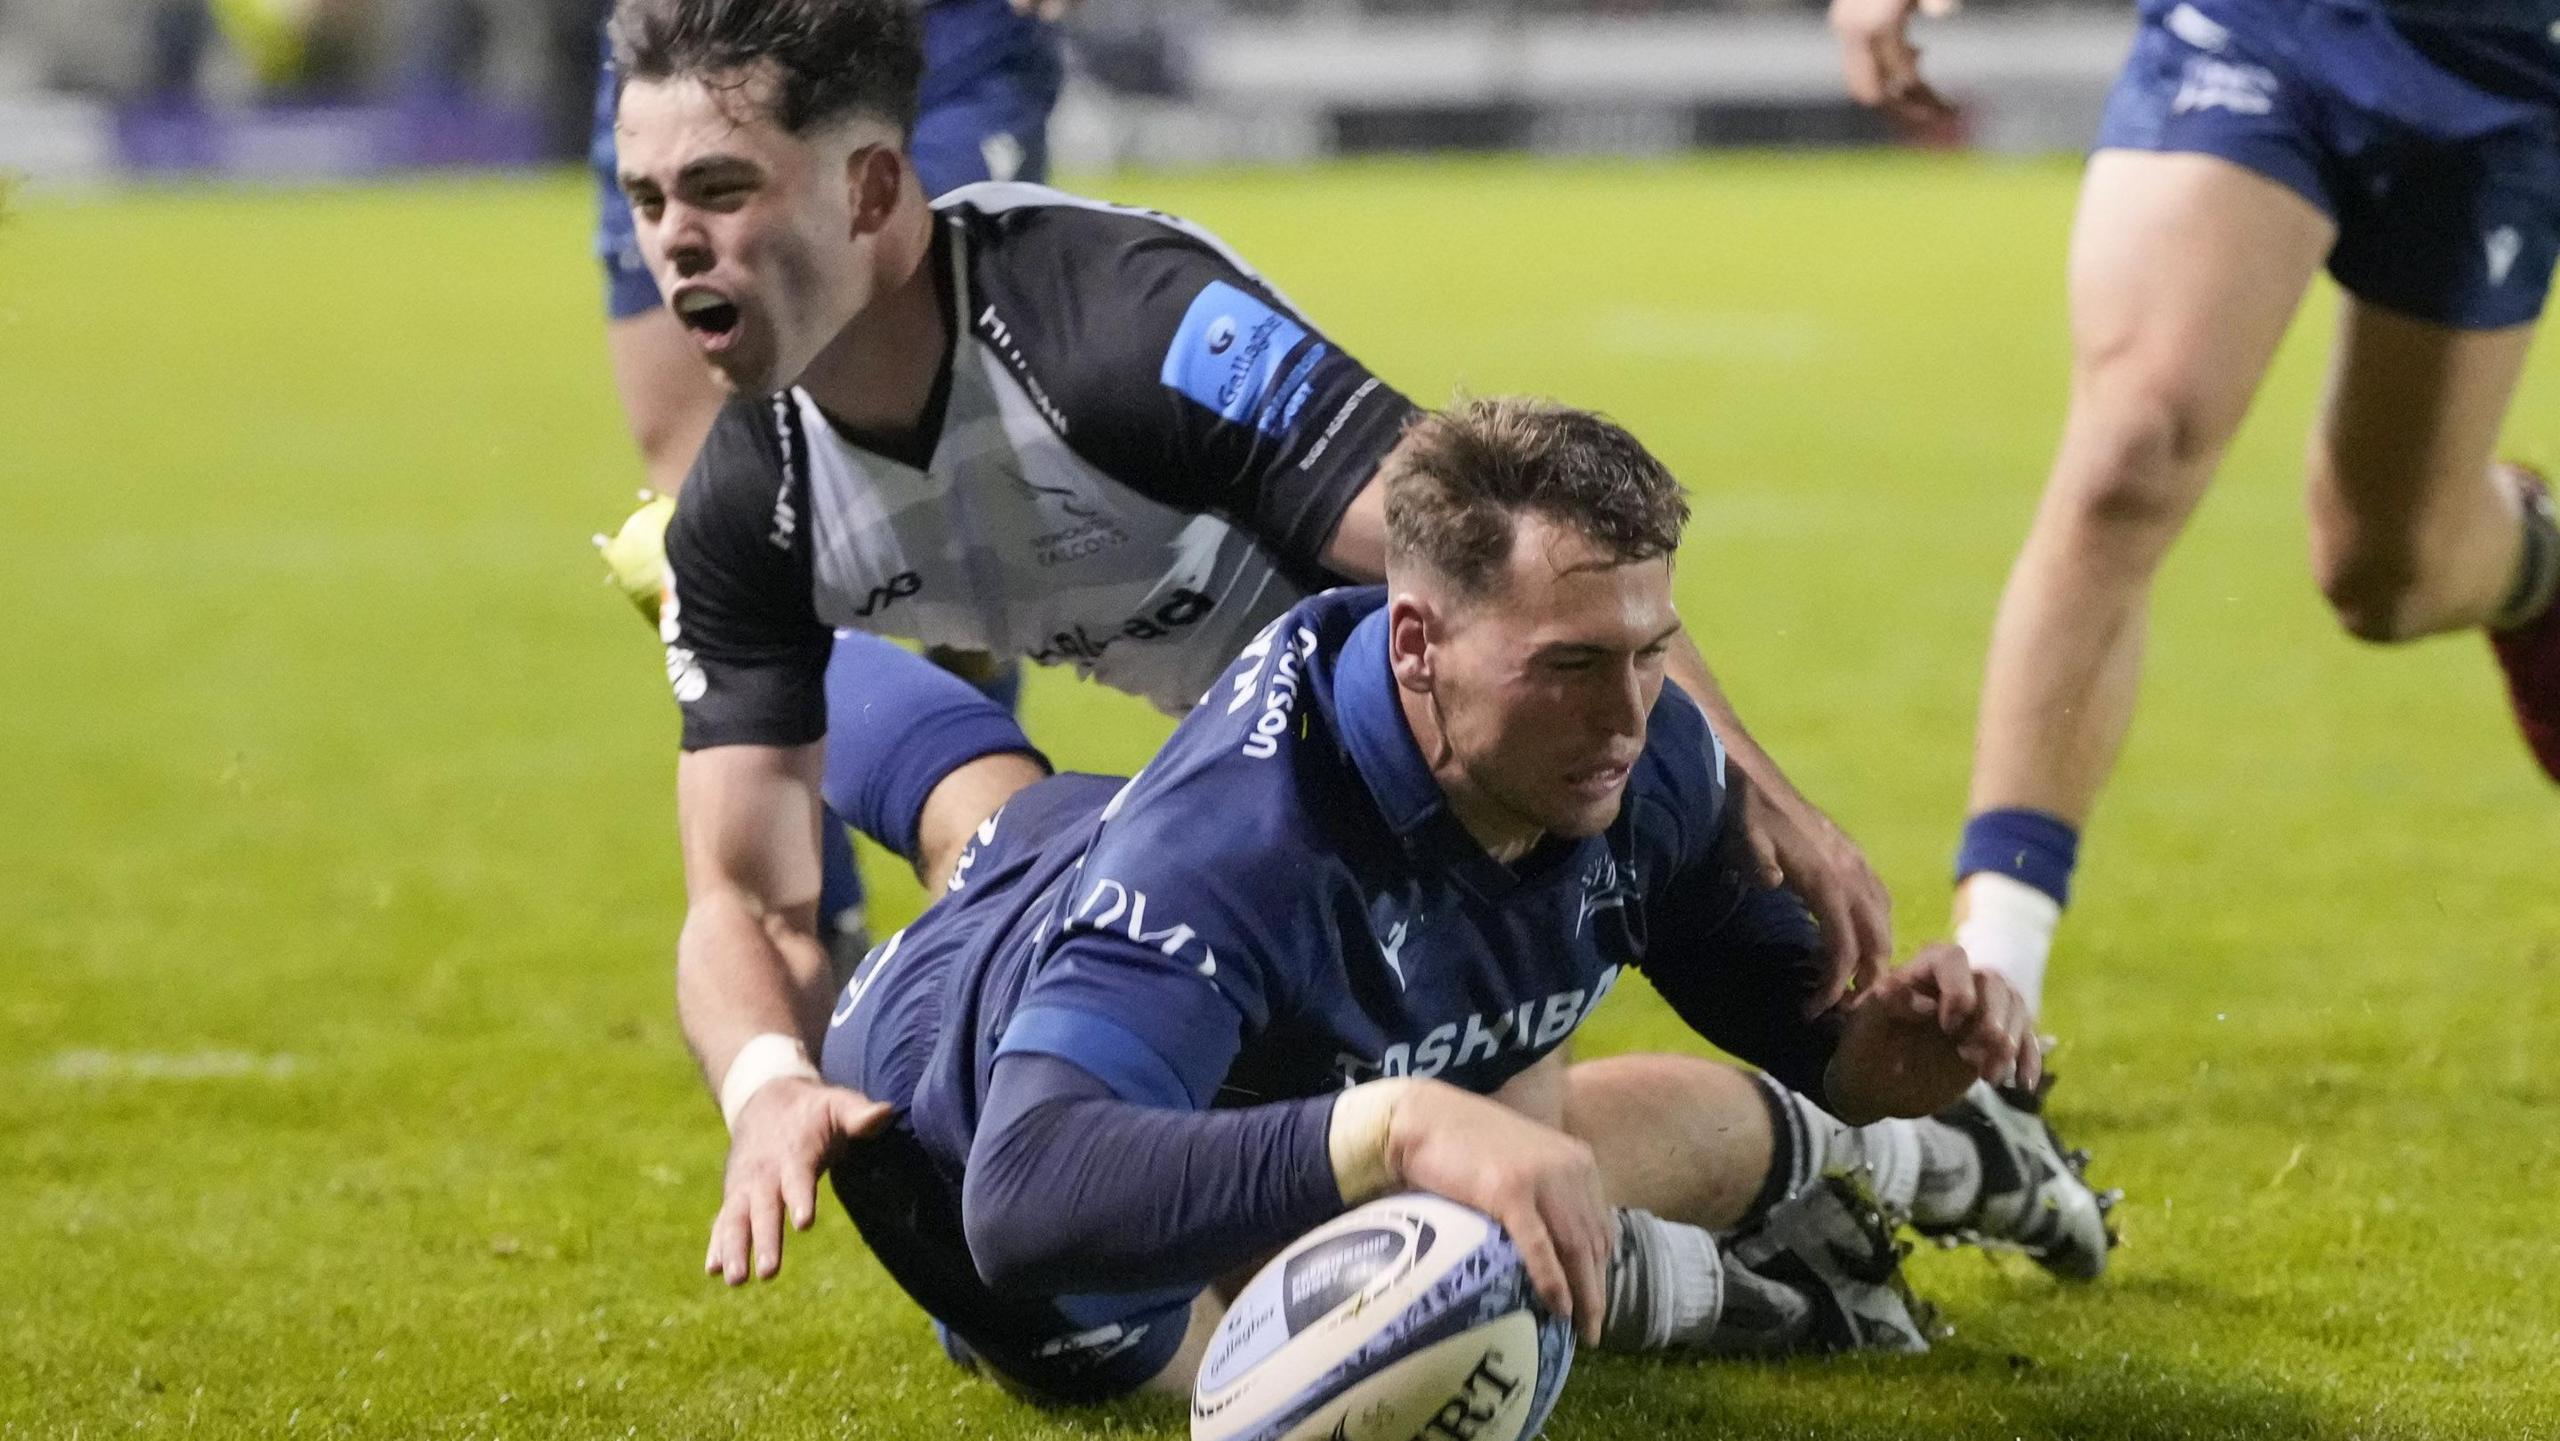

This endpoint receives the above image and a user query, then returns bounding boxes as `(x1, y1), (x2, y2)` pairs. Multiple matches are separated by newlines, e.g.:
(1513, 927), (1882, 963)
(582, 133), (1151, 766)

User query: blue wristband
(1955, 808), (2080, 907)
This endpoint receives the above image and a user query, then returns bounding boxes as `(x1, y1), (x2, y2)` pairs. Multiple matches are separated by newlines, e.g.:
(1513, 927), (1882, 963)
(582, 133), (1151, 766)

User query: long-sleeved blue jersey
(818, 585), (1841, 1398)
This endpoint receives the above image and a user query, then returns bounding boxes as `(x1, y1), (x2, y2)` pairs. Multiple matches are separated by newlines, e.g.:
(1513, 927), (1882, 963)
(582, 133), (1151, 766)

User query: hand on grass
(704, 1077), (893, 1285)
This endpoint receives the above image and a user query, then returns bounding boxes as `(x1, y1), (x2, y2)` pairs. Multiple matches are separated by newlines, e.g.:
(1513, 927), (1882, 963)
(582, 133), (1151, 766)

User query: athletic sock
(1744, 1073), (1922, 1217)
(1601, 1206), (1815, 1354)
(1599, 1208), (1723, 1353)
(2491, 469), (2560, 632)
(1953, 809), (2079, 1018)
(1908, 1118), (1986, 1229)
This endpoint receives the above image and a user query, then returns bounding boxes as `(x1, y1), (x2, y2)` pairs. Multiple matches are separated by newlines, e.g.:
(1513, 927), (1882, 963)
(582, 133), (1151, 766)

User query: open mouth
(1567, 760), (1633, 794)
(673, 288), (742, 340)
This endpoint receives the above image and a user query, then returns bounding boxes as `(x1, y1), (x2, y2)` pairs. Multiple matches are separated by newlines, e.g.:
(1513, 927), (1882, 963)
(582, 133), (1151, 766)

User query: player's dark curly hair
(1385, 397), (1690, 598)
(610, 0), (921, 136)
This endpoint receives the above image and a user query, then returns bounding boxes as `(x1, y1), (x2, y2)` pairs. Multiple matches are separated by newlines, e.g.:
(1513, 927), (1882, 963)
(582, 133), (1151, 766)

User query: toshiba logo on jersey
(1331, 966), (1622, 1085)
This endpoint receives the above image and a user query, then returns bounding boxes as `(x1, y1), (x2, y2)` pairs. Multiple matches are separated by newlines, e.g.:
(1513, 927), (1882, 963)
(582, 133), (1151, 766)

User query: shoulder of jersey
(936, 181), (1272, 298)
(936, 180), (1211, 242)
(1626, 678), (1726, 858)
(1200, 586), (1378, 762)
(1087, 588), (1380, 861)
(667, 392), (803, 550)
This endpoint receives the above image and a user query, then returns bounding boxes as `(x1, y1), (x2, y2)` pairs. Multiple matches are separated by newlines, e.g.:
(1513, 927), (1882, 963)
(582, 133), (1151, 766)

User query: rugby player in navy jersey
(767, 399), (2056, 1398)
(603, 0), (1955, 1258)
(1832, 0), (2560, 1109)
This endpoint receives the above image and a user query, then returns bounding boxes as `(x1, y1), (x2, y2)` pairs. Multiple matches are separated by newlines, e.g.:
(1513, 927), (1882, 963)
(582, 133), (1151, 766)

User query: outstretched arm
(963, 1054), (1616, 1347)
(679, 743), (895, 1285)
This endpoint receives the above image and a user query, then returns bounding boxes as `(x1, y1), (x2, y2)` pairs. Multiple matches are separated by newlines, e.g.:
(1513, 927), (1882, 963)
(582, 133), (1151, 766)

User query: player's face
(615, 70), (887, 395)
(1423, 518), (1680, 844)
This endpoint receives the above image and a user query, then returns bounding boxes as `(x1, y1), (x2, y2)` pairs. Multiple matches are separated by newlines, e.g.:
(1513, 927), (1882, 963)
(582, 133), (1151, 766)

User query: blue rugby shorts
(2095, 0), (2560, 329)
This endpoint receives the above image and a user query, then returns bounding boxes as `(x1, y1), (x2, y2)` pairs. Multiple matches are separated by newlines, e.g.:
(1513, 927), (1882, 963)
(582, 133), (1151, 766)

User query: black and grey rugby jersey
(662, 182), (1418, 751)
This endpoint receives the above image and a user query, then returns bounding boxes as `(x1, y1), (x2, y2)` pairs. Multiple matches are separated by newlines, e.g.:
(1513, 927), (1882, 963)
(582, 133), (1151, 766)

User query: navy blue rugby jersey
(837, 586), (1843, 1187)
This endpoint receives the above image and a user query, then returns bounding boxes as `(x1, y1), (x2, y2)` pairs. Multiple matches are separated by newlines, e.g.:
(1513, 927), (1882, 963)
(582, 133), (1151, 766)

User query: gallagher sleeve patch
(1160, 279), (1326, 436)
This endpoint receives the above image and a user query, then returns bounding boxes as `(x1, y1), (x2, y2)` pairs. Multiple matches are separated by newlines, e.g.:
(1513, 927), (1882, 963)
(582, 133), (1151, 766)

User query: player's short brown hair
(1385, 397), (1690, 598)
(611, 0), (921, 137)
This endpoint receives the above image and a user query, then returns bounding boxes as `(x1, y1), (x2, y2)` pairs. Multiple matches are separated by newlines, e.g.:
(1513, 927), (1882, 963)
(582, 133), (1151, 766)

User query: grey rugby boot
(1728, 1171), (1935, 1354)
(1920, 1076), (2121, 1281)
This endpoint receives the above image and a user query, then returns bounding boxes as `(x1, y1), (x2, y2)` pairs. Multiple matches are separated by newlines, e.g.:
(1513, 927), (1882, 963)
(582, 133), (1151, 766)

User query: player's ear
(1387, 593), (1438, 694)
(846, 140), (904, 238)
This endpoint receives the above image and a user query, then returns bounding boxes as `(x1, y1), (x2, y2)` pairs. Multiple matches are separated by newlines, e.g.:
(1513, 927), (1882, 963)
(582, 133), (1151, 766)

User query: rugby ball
(1191, 1194), (1574, 1441)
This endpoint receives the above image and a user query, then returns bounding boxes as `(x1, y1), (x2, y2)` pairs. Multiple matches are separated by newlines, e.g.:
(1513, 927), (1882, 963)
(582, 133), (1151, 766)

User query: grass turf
(2, 155), (2555, 1439)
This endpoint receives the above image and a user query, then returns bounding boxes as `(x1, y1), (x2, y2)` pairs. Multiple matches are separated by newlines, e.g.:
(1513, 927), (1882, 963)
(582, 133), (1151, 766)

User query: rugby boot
(2489, 463), (2560, 782)
(1918, 1076), (2119, 1281)
(1727, 1171), (1935, 1354)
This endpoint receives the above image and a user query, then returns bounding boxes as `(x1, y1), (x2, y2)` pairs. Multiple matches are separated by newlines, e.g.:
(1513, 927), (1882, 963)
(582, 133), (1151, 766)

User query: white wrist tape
(1328, 1078), (1417, 1205)
(718, 1032), (820, 1131)
(1954, 871), (2062, 1020)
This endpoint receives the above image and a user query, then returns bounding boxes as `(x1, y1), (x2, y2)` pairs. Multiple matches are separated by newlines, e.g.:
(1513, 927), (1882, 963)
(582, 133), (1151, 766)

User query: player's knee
(2313, 542), (2428, 643)
(2053, 382), (2221, 541)
(915, 751), (1049, 891)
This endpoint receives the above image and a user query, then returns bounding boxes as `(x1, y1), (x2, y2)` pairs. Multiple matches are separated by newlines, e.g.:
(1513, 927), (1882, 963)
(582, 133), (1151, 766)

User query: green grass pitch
(4, 154), (2556, 1439)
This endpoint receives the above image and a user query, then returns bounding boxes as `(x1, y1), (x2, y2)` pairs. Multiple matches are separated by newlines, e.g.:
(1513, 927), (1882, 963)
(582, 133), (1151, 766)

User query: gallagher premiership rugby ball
(1191, 1194), (1574, 1441)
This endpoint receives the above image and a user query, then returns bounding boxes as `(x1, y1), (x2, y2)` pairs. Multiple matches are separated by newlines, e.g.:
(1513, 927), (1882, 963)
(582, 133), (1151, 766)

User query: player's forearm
(1645, 885), (1846, 1100)
(675, 889), (838, 1096)
(962, 1054), (1341, 1294)
(1666, 632), (1804, 807)
(1820, 1003), (1977, 1126)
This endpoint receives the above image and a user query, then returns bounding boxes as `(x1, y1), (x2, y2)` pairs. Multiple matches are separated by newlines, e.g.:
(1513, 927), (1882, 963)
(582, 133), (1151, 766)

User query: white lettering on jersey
(1071, 877), (1220, 976)
(2165, 3), (2228, 51)
(2172, 57), (2277, 116)
(945, 811), (1004, 894)
(1298, 376), (1382, 474)
(2488, 225), (2523, 287)
(1336, 966), (1623, 1084)
(661, 574), (708, 704)
(766, 394), (800, 551)
(1240, 624), (1320, 759)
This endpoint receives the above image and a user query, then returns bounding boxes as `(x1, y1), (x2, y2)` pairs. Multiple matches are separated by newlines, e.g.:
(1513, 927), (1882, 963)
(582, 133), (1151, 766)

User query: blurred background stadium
(0, 0), (2141, 184)
(7, 2), (2557, 1438)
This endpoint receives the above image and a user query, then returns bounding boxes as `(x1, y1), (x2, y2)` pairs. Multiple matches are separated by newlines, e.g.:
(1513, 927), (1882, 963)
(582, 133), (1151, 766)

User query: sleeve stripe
(995, 1004), (1202, 1110)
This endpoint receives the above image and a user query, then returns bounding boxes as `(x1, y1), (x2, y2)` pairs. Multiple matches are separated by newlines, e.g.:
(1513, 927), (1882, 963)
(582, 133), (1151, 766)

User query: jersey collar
(1334, 606), (1540, 899)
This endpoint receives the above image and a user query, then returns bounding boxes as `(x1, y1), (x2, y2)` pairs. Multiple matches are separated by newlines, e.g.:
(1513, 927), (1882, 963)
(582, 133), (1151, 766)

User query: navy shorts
(2095, 0), (2560, 329)
(591, 0), (1064, 321)
(820, 775), (1195, 1405)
